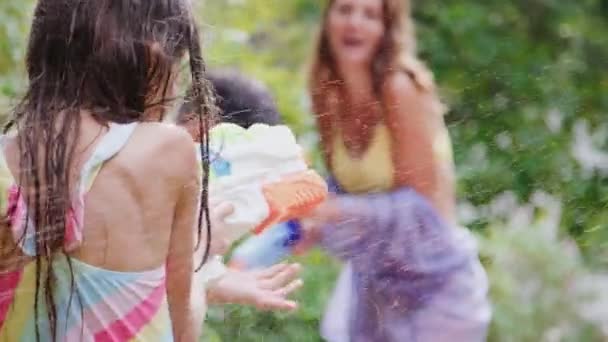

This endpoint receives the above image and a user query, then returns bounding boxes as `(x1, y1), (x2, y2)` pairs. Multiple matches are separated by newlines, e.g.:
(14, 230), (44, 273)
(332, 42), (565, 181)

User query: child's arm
(166, 134), (201, 341)
(206, 263), (302, 311)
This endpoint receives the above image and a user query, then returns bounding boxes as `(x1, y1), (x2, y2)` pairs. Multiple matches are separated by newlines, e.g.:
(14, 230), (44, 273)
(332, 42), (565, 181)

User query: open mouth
(342, 36), (364, 48)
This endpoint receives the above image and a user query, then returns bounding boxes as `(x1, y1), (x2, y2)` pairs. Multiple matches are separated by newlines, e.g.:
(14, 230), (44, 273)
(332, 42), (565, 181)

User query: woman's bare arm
(382, 72), (456, 223)
(166, 131), (201, 341)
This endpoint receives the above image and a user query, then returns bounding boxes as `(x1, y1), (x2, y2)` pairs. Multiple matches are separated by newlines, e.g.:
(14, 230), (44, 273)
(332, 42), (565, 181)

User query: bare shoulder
(381, 71), (444, 122)
(135, 122), (198, 178)
(138, 122), (194, 150)
(137, 122), (191, 140)
(381, 71), (423, 103)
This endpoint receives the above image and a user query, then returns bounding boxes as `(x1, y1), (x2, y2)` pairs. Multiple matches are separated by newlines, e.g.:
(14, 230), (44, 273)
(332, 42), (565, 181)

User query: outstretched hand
(207, 262), (303, 311)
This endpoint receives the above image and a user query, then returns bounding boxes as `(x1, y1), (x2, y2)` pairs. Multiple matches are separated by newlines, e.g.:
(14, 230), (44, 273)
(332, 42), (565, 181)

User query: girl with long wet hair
(299, 0), (491, 340)
(0, 0), (216, 340)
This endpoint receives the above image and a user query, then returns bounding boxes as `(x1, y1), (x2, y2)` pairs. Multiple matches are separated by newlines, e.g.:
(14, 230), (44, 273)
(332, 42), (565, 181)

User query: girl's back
(0, 117), (198, 341)
(1, 118), (195, 271)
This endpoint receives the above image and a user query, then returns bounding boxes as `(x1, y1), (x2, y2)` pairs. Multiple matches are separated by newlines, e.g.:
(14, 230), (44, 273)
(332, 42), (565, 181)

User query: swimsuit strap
(65, 122), (139, 252)
(3, 123), (138, 256)
(80, 123), (138, 193)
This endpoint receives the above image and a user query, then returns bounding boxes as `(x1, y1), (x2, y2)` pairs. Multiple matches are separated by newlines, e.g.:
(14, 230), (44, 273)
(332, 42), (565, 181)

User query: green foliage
(0, 0), (32, 115)
(417, 1), (608, 267)
(199, 0), (321, 136)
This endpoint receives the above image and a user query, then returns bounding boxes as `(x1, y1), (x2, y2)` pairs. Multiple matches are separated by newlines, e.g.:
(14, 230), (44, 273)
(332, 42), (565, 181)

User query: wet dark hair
(1, 1), (215, 340)
(178, 69), (281, 128)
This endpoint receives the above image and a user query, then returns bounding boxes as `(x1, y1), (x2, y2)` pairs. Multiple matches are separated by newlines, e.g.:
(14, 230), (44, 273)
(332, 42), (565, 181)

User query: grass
(203, 249), (340, 342)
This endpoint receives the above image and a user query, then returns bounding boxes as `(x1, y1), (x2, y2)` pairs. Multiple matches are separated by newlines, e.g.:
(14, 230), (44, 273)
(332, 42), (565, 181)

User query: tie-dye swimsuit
(0, 123), (173, 341)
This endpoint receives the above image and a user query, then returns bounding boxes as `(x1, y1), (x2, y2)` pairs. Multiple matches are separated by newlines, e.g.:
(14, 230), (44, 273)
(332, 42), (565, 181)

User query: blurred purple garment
(320, 180), (491, 342)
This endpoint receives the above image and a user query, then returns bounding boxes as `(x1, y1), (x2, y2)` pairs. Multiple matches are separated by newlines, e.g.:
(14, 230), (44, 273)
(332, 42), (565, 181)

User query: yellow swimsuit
(331, 124), (395, 194)
(331, 122), (454, 194)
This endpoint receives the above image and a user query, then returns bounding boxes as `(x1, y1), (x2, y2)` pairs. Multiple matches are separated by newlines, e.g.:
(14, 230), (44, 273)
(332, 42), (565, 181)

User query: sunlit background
(1, 1), (608, 341)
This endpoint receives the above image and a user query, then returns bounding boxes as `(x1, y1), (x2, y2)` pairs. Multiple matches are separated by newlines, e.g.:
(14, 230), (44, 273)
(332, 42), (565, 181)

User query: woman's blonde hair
(309, 0), (445, 114)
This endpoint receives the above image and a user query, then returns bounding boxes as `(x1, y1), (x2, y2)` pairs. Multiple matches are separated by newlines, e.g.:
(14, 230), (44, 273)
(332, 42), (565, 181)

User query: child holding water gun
(176, 69), (326, 312)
